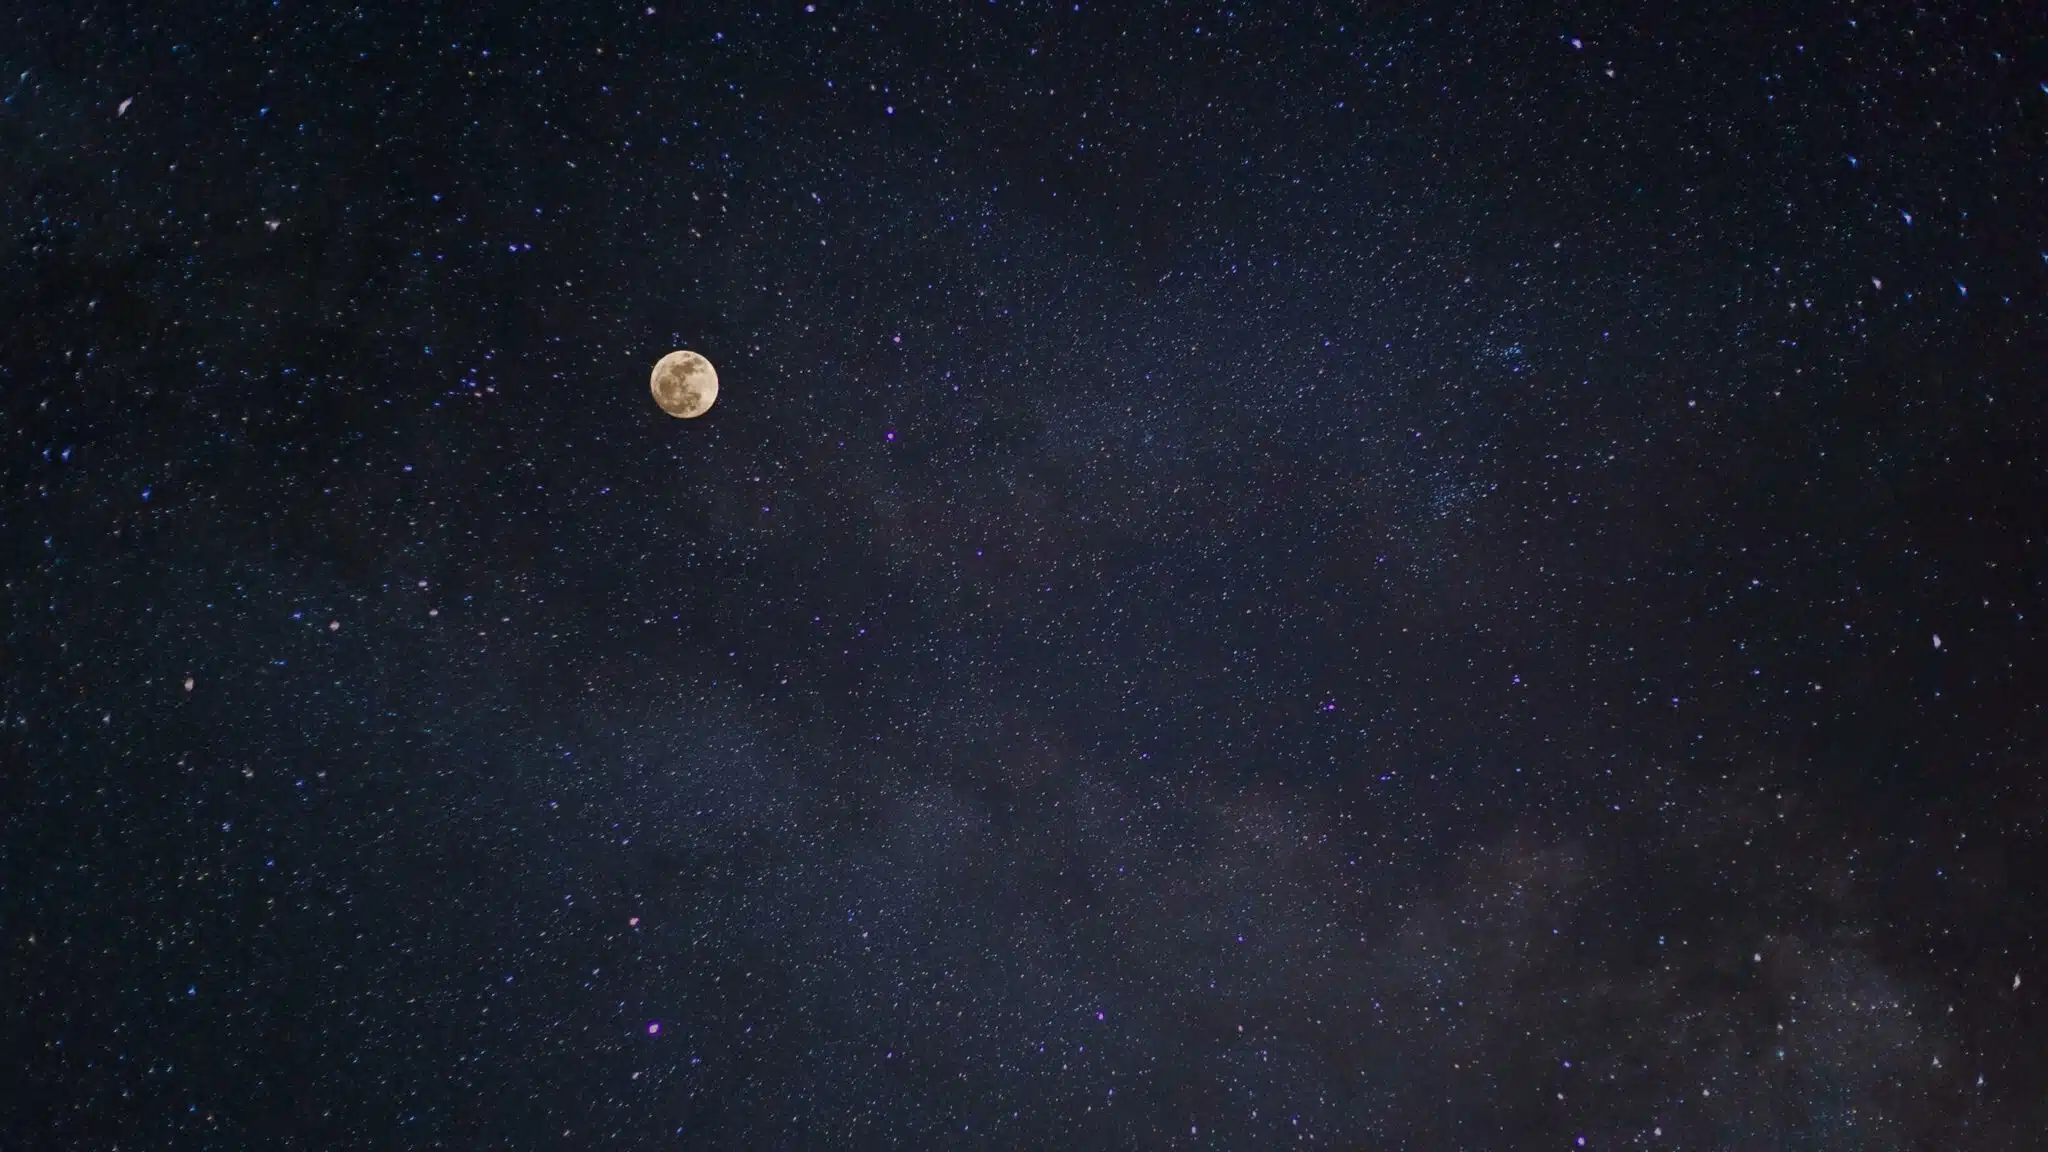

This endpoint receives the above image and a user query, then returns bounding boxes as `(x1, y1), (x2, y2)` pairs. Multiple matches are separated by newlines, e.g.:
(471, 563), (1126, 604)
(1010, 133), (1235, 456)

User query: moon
(650, 350), (718, 419)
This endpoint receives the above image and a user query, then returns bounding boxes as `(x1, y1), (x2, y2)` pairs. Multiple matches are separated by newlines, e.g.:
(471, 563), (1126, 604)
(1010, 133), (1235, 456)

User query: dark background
(5, 0), (2045, 1146)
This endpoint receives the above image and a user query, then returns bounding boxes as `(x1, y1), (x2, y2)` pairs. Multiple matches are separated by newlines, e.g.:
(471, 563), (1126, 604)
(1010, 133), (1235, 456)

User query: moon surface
(650, 350), (719, 419)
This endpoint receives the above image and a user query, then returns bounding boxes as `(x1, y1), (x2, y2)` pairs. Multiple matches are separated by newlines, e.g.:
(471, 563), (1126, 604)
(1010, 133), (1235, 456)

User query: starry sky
(6, 0), (2046, 1146)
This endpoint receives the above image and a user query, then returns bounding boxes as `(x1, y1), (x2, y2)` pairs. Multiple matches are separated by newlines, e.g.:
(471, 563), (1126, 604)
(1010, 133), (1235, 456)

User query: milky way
(5, 1), (2044, 1146)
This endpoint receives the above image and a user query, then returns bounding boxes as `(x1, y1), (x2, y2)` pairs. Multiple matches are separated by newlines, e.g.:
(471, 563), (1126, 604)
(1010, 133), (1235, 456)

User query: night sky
(6, 1), (2047, 1146)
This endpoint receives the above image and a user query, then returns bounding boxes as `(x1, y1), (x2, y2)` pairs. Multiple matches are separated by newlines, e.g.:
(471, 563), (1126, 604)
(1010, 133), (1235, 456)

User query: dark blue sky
(6, 1), (2045, 1146)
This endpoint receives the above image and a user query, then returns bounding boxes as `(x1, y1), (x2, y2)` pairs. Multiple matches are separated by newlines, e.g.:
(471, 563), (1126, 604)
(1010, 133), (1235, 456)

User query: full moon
(650, 350), (718, 419)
